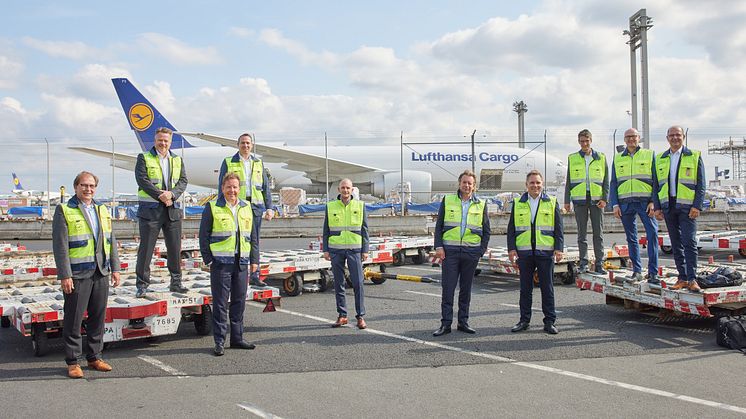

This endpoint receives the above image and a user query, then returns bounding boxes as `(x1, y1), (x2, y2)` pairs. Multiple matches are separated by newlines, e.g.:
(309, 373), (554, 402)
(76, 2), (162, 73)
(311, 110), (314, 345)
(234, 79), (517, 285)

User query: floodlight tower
(623, 9), (653, 146)
(513, 101), (528, 148)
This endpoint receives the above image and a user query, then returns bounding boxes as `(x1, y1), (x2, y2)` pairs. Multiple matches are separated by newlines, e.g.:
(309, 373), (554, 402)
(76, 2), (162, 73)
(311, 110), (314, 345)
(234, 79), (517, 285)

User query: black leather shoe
(230, 340), (256, 350)
(432, 326), (451, 336)
(213, 344), (225, 356)
(511, 322), (530, 332)
(135, 288), (147, 298)
(544, 323), (559, 334)
(249, 278), (268, 288)
(457, 323), (476, 334)
(169, 283), (188, 293)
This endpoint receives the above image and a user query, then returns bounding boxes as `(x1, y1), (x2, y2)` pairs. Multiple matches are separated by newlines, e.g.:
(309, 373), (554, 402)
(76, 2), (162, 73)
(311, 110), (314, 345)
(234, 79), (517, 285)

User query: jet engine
(363, 170), (432, 202)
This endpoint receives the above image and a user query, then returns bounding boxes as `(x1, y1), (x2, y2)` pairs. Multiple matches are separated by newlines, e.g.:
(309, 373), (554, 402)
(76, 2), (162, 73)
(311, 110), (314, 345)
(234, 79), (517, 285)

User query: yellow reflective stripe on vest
(512, 196), (556, 252)
(614, 149), (654, 201)
(208, 201), (253, 263)
(327, 199), (364, 250)
(224, 156), (265, 204)
(441, 194), (485, 247)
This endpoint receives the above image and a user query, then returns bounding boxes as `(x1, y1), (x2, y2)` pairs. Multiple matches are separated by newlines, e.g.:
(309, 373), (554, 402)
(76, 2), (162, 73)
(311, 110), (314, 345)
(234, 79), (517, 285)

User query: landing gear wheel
(620, 257), (631, 268)
(318, 269), (332, 292)
(739, 248), (746, 258)
(392, 252), (405, 266)
(194, 304), (213, 336)
(31, 324), (48, 357)
(411, 248), (427, 265)
(284, 272), (304, 296)
(379, 264), (386, 273)
(1, 316), (10, 328)
(661, 245), (673, 254)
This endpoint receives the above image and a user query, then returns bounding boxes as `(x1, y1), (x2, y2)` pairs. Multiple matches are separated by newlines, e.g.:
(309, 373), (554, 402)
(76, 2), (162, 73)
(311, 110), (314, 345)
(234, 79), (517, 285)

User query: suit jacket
(652, 146), (706, 212)
(433, 191), (490, 257)
(506, 192), (564, 258)
(135, 147), (189, 221)
(52, 196), (120, 280)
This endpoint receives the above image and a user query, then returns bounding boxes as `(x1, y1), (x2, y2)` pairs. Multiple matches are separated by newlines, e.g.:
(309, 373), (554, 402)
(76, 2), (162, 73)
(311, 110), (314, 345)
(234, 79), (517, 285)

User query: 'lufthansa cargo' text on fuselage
(411, 152), (519, 163)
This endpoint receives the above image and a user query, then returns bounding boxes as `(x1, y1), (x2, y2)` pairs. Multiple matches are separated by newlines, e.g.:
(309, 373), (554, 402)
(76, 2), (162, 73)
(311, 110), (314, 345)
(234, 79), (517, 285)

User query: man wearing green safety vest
(653, 126), (706, 292)
(432, 170), (490, 337)
(134, 127), (189, 297)
(217, 133), (274, 288)
(53, 171), (120, 378)
(609, 128), (660, 284)
(508, 170), (563, 335)
(323, 178), (370, 330)
(564, 129), (609, 274)
(199, 173), (259, 356)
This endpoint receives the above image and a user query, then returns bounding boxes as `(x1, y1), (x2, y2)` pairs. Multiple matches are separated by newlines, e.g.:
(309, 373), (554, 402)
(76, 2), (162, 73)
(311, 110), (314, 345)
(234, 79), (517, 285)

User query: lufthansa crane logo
(13, 178), (19, 186)
(128, 103), (154, 131)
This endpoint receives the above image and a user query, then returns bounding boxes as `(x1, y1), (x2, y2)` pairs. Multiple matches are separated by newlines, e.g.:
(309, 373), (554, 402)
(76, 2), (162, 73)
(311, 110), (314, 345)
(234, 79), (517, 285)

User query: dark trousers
(663, 202), (698, 281)
(330, 251), (365, 318)
(620, 202), (659, 276)
(574, 195), (605, 269)
(63, 271), (109, 365)
(136, 210), (182, 288)
(210, 258), (249, 345)
(250, 209), (263, 282)
(440, 250), (479, 326)
(517, 255), (556, 325)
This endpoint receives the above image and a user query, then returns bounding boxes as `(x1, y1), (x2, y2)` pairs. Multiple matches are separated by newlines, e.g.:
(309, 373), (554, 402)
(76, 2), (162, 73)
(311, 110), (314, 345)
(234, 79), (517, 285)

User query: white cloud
(259, 29), (339, 67)
(143, 80), (178, 116)
(136, 33), (223, 65)
(0, 55), (23, 88)
(70, 64), (133, 99)
(229, 27), (254, 38)
(41, 93), (120, 130)
(22, 37), (99, 60)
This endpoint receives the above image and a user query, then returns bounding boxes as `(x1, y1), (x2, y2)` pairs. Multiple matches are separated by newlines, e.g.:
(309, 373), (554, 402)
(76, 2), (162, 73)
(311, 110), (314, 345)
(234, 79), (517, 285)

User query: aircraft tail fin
(111, 78), (195, 151)
(11, 172), (24, 191)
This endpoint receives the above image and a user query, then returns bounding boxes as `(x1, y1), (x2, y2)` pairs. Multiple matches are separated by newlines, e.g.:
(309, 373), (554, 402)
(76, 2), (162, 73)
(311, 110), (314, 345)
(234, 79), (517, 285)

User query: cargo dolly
(640, 230), (746, 258)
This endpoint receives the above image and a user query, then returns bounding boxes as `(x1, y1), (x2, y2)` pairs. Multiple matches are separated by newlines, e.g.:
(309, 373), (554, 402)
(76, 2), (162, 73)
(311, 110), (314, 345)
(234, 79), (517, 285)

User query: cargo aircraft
(71, 78), (566, 201)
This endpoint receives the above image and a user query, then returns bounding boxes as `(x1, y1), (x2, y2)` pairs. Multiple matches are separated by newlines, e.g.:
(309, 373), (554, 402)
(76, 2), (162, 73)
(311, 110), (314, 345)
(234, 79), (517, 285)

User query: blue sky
(1, 0), (745, 194)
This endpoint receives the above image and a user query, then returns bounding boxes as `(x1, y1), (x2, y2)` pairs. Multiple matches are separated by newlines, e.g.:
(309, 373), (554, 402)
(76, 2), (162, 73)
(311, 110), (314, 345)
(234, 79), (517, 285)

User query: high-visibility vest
(513, 196), (556, 252)
(568, 152), (606, 203)
(656, 149), (701, 206)
(60, 202), (112, 274)
(224, 156), (265, 205)
(442, 194), (486, 247)
(208, 201), (253, 264)
(614, 148), (655, 202)
(326, 199), (364, 250)
(138, 151), (182, 207)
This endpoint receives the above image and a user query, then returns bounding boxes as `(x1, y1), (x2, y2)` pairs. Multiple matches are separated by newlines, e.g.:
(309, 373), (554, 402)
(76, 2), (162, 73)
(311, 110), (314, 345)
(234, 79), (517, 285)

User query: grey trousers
(63, 272), (109, 365)
(136, 210), (182, 289)
(574, 201), (605, 268)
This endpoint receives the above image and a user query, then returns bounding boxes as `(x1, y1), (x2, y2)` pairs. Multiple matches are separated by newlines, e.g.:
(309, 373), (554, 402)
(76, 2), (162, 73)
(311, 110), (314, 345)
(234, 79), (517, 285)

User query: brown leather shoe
(357, 317), (367, 329)
(331, 316), (348, 328)
(68, 364), (84, 379)
(87, 359), (112, 372)
(688, 281), (702, 293)
(670, 280), (689, 290)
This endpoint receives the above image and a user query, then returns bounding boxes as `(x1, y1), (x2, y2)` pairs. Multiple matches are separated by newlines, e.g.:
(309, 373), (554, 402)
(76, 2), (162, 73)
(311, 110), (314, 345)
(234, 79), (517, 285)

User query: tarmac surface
(2, 234), (746, 418)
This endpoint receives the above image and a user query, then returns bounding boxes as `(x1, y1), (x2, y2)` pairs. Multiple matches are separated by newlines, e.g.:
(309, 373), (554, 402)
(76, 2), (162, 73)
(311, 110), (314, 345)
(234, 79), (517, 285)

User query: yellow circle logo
(13, 178), (19, 186)
(128, 103), (154, 131)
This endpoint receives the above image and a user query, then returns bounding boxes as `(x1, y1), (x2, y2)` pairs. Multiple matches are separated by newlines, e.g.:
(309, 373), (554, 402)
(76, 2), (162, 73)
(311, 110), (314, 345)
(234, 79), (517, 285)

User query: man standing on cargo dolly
(609, 128), (660, 284)
(508, 170), (563, 334)
(564, 129), (609, 274)
(200, 173), (259, 356)
(53, 171), (120, 378)
(433, 169), (490, 337)
(323, 178), (369, 330)
(134, 127), (189, 297)
(654, 126), (706, 292)
(218, 133), (273, 288)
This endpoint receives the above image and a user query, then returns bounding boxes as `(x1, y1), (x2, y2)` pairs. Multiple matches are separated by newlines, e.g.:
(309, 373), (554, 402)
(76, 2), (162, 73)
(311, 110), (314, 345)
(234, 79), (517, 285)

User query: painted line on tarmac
(137, 355), (189, 378)
(260, 304), (746, 414)
(237, 402), (283, 418)
(403, 291), (562, 313)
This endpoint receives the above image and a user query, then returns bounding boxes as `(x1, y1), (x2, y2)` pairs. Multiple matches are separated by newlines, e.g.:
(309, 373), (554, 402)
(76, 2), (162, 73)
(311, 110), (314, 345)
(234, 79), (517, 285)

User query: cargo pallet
(0, 272), (280, 357)
(576, 265), (746, 317)
(640, 230), (746, 257)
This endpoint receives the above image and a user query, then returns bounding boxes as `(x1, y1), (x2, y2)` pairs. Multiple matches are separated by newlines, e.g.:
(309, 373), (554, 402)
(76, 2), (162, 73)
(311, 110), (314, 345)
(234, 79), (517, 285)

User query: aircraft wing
(178, 132), (383, 176)
(68, 147), (138, 171)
